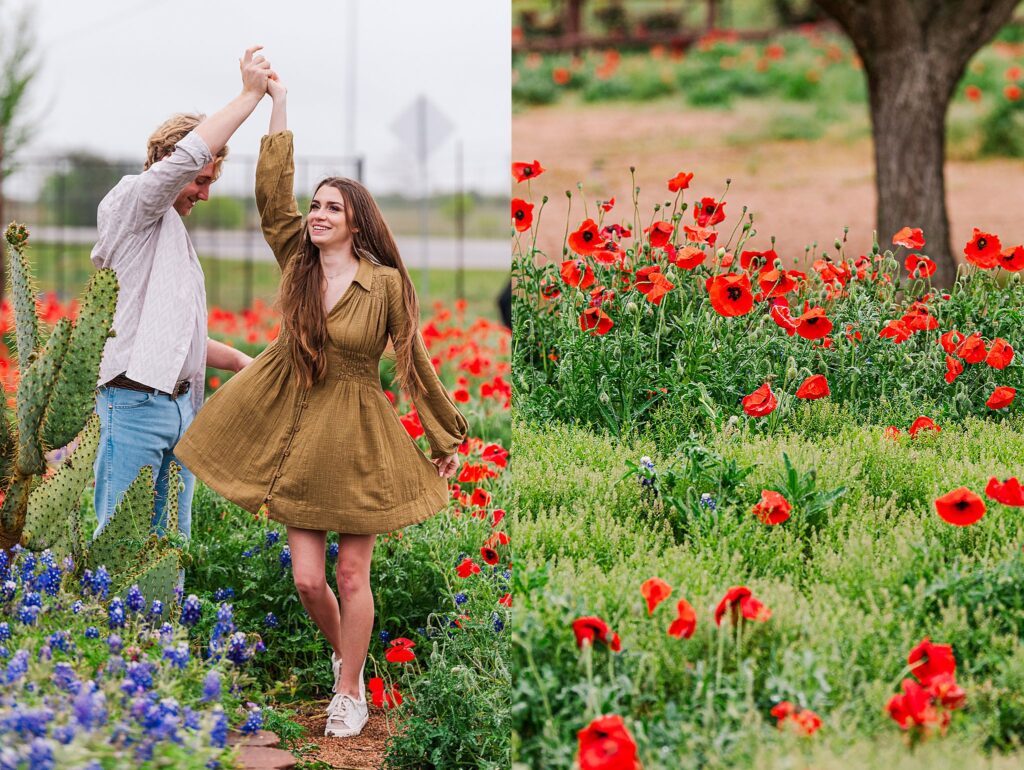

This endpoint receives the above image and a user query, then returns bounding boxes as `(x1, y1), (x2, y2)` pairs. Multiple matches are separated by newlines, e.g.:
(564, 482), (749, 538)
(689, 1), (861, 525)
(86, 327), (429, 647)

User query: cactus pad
(86, 465), (157, 572)
(5, 222), (39, 365)
(43, 268), (118, 449)
(118, 547), (180, 618)
(15, 318), (71, 476)
(22, 414), (101, 554)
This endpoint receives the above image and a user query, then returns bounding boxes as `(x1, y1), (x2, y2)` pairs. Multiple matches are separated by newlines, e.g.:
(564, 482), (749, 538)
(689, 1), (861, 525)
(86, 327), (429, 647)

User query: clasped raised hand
(240, 45), (273, 95)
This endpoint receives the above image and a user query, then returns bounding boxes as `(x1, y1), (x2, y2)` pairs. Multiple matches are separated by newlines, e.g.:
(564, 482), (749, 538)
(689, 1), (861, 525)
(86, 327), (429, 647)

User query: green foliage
(37, 153), (131, 226)
(187, 196), (248, 229)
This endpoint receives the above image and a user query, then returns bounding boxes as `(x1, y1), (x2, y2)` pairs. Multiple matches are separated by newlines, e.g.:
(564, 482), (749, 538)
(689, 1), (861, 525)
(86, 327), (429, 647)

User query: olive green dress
(176, 131), (469, 534)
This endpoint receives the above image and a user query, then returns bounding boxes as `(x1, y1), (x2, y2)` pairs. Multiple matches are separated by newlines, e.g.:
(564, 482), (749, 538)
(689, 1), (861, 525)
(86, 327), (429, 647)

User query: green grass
(19, 241), (508, 320)
(512, 417), (1024, 769)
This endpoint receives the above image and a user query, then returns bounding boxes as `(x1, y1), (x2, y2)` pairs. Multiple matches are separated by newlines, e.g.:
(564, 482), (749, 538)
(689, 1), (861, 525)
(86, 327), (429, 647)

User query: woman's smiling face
(308, 184), (357, 250)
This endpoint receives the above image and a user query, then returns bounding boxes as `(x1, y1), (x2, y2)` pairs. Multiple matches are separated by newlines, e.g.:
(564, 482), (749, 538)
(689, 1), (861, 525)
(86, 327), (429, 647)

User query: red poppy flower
(511, 198), (533, 232)
(997, 245), (1024, 271)
(795, 374), (830, 400)
(714, 586), (771, 626)
(511, 160), (545, 183)
(480, 546), (500, 565)
(752, 489), (792, 525)
(770, 702), (796, 722)
(887, 679), (942, 731)
(908, 416), (940, 437)
(560, 259), (595, 290)
(640, 577), (672, 615)
(758, 268), (797, 298)
(739, 249), (778, 272)
(636, 269), (674, 305)
(667, 598), (697, 639)
(599, 197), (615, 212)
(928, 672), (966, 711)
(471, 487), (492, 507)
(934, 487), (986, 526)
(901, 302), (939, 332)
(604, 223), (632, 240)
(572, 616), (621, 652)
(986, 386), (1016, 409)
(540, 274), (561, 300)
(944, 355), (964, 384)
(499, 592), (512, 607)
(694, 196), (726, 227)
(986, 476), (1024, 506)
(742, 383), (777, 418)
(985, 338), (1014, 369)
(569, 219), (604, 256)
(707, 273), (754, 317)
(683, 224), (717, 246)
(455, 558), (481, 578)
(671, 245), (706, 270)
(893, 227), (925, 250)
(884, 426), (901, 439)
(939, 330), (965, 354)
(908, 637), (956, 686)
(368, 677), (403, 708)
(667, 171), (694, 192)
(791, 709), (823, 736)
(481, 443), (509, 468)
(955, 332), (987, 364)
(492, 509), (506, 527)
(794, 306), (833, 340)
(580, 307), (614, 336)
(769, 301), (798, 336)
(645, 220), (674, 249)
(577, 714), (640, 770)
(879, 318), (913, 344)
(964, 228), (1002, 269)
(813, 257), (852, 286)
(400, 409), (424, 439)
(385, 638), (417, 663)
(904, 254), (937, 279)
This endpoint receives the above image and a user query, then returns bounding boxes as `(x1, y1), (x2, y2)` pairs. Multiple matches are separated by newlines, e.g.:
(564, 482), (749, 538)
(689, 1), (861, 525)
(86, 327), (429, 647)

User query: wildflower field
(511, 163), (1024, 769)
(0, 285), (512, 769)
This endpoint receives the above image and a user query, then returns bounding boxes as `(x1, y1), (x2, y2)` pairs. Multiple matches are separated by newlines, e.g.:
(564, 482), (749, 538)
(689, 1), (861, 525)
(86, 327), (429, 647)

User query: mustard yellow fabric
(176, 131), (469, 534)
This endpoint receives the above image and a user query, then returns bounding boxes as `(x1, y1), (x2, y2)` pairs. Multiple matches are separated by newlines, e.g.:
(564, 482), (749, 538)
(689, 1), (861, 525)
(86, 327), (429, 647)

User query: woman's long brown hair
(277, 177), (426, 398)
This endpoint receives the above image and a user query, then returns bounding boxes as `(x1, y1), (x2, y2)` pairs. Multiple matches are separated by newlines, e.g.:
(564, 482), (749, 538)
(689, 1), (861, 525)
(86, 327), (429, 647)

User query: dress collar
(352, 256), (375, 291)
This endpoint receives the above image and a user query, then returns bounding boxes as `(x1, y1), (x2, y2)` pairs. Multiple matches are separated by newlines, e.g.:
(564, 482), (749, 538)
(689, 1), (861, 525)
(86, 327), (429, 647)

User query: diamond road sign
(391, 95), (455, 163)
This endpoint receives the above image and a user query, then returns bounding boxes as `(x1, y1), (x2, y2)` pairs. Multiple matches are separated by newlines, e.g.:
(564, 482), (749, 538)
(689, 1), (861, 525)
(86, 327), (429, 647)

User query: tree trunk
(867, 49), (958, 287)
(814, 0), (1019, 288)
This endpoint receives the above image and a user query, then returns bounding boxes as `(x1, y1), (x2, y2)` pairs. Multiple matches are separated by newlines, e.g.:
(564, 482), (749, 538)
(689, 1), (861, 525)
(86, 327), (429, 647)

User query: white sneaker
(324, 693), (369, 738)
(328, 653), (366, 704)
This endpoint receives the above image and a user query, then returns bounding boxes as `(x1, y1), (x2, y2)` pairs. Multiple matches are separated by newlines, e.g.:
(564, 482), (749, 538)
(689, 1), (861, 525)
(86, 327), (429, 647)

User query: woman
(176, 72), (468, 739)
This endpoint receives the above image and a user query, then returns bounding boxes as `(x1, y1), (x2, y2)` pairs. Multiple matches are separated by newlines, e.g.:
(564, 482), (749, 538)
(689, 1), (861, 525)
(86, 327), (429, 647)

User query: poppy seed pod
(625, 301), (638, 314)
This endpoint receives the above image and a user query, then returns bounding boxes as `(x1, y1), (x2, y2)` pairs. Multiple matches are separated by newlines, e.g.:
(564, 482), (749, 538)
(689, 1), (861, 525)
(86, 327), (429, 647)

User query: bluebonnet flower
(52, 662), (79, 693)
(5, 649), (29, 684)
(18, 553), (36, 582)
(254, 640), (265, 654)
(454, 592), (468, 605)
(265, 530), (280, 546)
(71, 600), (83, 614)
(108, 597), (125, 629)
(107, 634), (123, 654)
(640, 455), (655, 471)
(209, 705), (228, 747)
(279, 546), (291, 569)
(226, 632), (251, 665)
(216, 603), (233, 625)
(241, 548), (255, 558)
(379, 630), (391, 643)
(1, 579), (16, 602)
(264, 613), (278, 628)
(159, 622), (174, 642)
(27, 737), (55, 770)
(47, 631), (70, 653)
(52, 723), (76, 744)
(21, 590), (42, 608)
(5, 706), (53, 737)
(163, 642), (189, 670)
(213, 587), (235, 601)
(0, 622), (9, 642)
(124, 661), (156, 693)
(328, 542), (339, 559)
(90, 566), (111, 599)
(17, 603), (39, 626)
(84, 626), (99, 639)
(0, 647), (7, 659)
(38, 643), (53, 661)
(38, 550), (56, 568)
(201, 671), (221, 703)
(239, 706), (263, 735)
(180, 594), (202, 626)
(34, 565), (62, 597)
(126, 585), (145, 613)
(699, 492), (716, 511)
(183, 706), (201, 730)
(0, 549), (9, 580)
(492, 612), (505, 633)
(73, 683), (107, 729)
(149, 600), (164, 618)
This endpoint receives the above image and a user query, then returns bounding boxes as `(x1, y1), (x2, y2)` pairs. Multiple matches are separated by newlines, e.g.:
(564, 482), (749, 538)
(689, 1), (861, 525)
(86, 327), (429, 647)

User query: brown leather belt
(105, 374), (191, 398)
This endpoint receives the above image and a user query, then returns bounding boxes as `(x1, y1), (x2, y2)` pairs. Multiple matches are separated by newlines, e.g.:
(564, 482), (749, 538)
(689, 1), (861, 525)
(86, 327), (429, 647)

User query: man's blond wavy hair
(144, 113), (228, 176)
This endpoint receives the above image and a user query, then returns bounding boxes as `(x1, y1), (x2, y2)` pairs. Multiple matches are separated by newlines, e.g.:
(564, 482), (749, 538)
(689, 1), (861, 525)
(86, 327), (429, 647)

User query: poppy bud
(785, 357), (798, 384)
(717, 248), (726, 258)
(653, 203), (661, 212)
(542, 195), (549, 203)
(625, 301), (638, 314)
(955, 392), (971, 415)
(680, 202), (688, 212)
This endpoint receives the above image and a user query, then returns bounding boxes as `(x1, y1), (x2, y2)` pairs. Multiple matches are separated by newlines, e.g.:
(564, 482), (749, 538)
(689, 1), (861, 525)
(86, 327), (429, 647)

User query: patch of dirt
(513, 100), (1024, 263)
(287, 699), (394, 770)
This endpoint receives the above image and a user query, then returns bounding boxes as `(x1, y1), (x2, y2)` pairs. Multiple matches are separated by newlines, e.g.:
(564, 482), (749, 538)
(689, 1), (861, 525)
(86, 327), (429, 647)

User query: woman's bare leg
(335, 533), (377, 700)
(286, 526), (343, 658)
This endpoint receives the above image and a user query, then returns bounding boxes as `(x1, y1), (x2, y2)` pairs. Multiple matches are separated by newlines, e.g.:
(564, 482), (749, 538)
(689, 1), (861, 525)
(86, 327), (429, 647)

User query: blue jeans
(93, 386), (196, 540)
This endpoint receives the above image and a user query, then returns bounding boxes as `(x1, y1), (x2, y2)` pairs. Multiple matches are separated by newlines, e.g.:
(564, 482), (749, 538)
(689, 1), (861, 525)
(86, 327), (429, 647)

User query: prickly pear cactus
(15, 317), (71, 476)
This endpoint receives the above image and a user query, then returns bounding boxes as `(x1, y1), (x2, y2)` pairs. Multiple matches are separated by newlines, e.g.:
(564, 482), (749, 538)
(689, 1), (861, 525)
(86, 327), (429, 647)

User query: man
(91, 46), (272, 540)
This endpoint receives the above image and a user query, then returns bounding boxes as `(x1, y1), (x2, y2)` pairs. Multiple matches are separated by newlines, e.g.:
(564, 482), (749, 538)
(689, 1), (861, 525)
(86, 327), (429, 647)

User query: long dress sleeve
(255, 131), (304, 269)
(385, 270), (469, 459)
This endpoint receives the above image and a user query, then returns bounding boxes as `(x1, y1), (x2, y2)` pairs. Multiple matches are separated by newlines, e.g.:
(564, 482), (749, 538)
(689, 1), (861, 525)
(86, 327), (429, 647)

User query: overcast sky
(11, 0), (510, 194)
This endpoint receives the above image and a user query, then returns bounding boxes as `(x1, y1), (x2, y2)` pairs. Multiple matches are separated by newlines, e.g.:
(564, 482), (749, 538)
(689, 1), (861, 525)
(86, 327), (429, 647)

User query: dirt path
(287, 700), (391, 769)
(513, 100), (1024, 263)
